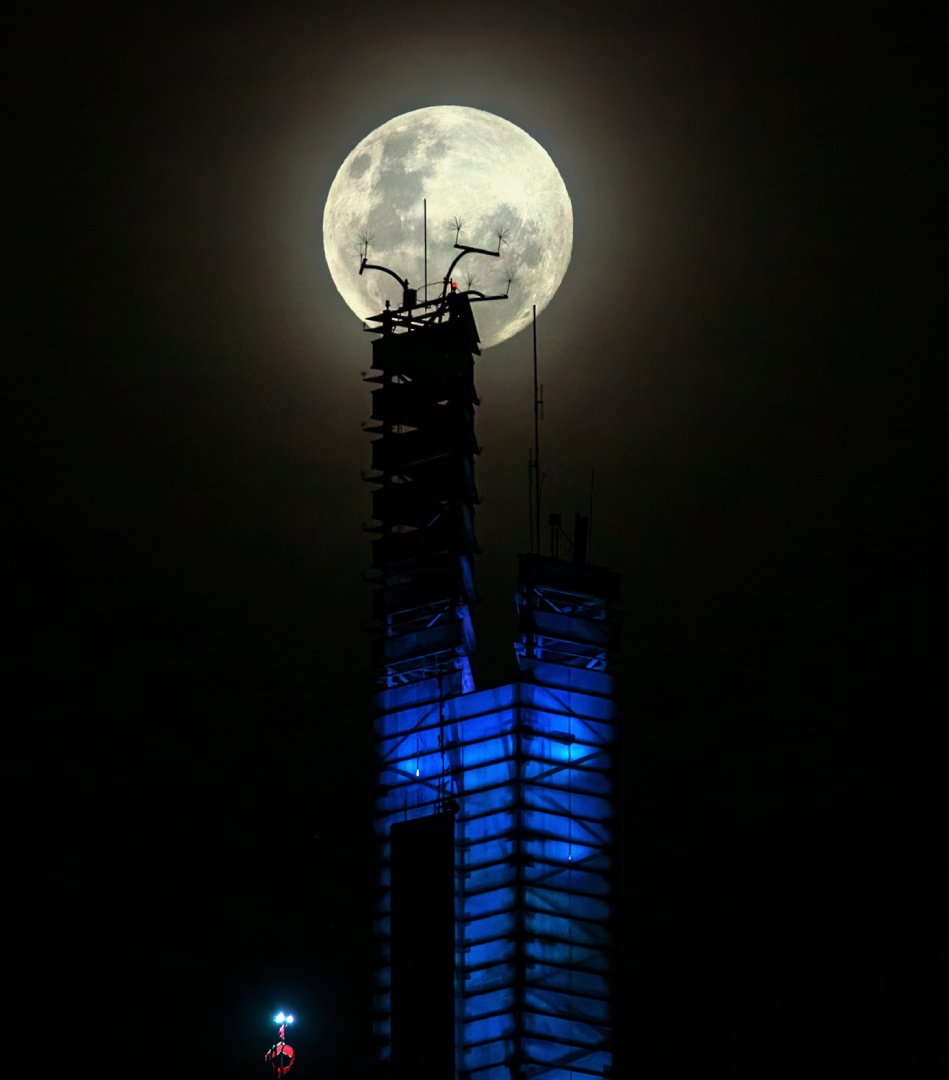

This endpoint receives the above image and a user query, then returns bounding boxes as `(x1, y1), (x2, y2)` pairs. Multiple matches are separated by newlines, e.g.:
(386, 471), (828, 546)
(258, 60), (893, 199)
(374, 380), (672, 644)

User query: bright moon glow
(323, 106), (573, 348)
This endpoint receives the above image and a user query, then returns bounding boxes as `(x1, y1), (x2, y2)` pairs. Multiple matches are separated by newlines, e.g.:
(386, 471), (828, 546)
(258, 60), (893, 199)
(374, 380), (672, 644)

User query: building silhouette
(362, 248), (620, 1079)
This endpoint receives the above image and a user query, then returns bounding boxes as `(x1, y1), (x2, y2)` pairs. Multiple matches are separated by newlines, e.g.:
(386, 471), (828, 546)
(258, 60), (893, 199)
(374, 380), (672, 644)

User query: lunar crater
(323, 106), (572, 349)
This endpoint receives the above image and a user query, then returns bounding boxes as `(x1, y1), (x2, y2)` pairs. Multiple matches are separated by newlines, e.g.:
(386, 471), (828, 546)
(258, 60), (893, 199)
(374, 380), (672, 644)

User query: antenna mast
(588, 466), (595, 563)
(532, 305), (541, 555)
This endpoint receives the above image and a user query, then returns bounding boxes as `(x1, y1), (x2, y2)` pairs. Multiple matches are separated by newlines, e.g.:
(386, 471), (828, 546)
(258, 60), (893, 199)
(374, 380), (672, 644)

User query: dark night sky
(5, 3), (942, 1075)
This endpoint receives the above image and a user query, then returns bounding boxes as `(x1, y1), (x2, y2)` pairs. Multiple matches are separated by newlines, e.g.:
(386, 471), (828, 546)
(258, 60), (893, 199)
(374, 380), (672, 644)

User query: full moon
(323, 106), (573, 349)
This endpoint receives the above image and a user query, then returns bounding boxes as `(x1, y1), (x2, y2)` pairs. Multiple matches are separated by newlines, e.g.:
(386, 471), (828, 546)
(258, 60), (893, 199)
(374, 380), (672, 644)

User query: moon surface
(323, 106), (573, 349)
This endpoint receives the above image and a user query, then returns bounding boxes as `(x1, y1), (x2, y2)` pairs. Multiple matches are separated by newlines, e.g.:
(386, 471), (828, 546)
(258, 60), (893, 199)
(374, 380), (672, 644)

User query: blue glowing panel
(373, 557), (619, 1077)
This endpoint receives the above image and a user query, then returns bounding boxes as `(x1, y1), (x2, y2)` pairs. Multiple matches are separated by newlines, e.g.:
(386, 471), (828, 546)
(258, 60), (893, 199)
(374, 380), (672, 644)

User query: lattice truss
(363, 318), (482, 703)
(514, 556), (619, 697)
(363, 290), (619, 1078)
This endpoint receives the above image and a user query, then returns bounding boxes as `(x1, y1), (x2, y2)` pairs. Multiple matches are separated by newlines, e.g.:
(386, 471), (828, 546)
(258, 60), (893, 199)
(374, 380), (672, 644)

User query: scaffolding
(363, 246), (619, 1080)
(363, 303), (482, 705)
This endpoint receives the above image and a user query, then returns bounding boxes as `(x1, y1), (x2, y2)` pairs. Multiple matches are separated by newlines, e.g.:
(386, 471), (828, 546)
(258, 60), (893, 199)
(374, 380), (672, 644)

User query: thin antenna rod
(532, 304), (541, 556)
(527, 449), (534, 555)
(423, 199), (427, 308)
(589, 466), (595, 563)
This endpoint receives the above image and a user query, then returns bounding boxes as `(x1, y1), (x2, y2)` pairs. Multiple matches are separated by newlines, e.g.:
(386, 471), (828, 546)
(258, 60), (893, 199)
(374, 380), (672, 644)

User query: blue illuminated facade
(363, 276), (619, 1079)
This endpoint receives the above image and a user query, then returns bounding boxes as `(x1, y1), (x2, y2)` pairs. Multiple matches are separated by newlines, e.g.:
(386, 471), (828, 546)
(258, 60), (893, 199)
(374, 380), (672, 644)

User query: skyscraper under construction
(361, 242), (620, 1080)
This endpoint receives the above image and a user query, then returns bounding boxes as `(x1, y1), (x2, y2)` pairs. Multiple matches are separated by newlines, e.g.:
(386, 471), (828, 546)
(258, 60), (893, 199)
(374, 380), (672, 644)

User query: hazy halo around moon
(322, 106), (573, 349)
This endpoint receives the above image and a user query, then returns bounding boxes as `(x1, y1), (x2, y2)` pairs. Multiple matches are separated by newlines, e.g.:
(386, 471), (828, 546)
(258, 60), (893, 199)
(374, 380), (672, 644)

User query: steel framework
(364, 259), (619, 1080)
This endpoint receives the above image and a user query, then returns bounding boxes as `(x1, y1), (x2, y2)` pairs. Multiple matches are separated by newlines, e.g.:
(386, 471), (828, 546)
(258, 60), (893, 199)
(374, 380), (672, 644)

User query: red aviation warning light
(265, 1012), (295, 1076)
